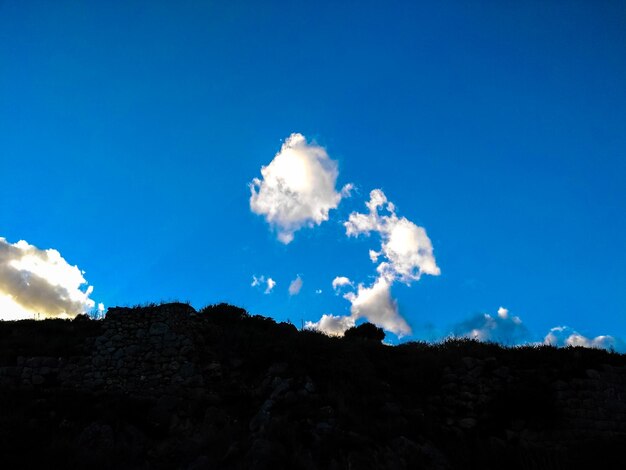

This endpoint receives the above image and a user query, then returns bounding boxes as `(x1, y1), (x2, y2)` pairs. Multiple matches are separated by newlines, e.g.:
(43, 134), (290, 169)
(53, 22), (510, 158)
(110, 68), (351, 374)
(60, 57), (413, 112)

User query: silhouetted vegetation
(344, 322), (386, 342)
(1, 302), (625, 469)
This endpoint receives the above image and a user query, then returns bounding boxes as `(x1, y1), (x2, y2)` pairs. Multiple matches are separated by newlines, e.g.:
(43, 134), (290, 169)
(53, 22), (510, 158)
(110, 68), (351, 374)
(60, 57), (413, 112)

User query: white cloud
(306, 277), (411, 336)
(544, 326), (625, 352)
(0, 237), (99, 320)
(331, 276), (353, 293)
(249, 133), (351, 243)
(497, 306), (509, 319)
(305, 313), (355, 336)
(316, 189), (441, 337)
(344, 276), (411, 336)
(451, 307), (528, 345)
(251, 275), (276, 294)
(341, 183), (354, 197)
(315, 289), (322, 294)
(307, 277), (410, 337)
(288, 275), (303, 296)
(345, 189), (440, 283)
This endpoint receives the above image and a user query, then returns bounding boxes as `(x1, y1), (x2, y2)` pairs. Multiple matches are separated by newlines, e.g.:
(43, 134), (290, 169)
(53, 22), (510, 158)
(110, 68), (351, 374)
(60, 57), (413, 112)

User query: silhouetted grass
(0, 302), (625, 469)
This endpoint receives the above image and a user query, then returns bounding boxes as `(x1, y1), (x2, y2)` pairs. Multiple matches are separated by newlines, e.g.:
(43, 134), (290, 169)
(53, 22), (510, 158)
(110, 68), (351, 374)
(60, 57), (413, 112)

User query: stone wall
(0, 303), (204, 394)
(1, 302), (626, 469)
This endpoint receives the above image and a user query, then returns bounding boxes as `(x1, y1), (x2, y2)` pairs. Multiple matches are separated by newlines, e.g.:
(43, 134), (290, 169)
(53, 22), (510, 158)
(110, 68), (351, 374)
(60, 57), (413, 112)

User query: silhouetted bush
(199, 302), (249, 324)
(344, 322), (385, 342)
(73, 313), (92, 322)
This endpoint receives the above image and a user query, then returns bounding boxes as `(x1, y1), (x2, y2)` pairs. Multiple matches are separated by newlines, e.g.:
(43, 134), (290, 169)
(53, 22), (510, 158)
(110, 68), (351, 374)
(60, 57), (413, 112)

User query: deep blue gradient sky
(1, 1), (625, 343)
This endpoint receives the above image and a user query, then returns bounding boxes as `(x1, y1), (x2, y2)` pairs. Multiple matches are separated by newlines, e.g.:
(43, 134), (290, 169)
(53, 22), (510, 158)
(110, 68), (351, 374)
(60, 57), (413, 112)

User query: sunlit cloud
(331, 276), (352, 293)
(307, 277), (410, 337)
(308, 189), (441, 337)
(249, 133), (351, 243)
(0, 237), (99, 320)
(345, 276), (410, 336)
(305, 313), (356, 336)
(288, 275), (303, 296)
(345, 189), (440, 283)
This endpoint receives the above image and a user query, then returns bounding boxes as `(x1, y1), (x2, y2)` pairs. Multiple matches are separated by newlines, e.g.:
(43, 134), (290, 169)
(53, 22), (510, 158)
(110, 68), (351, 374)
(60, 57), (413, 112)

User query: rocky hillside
(1, 303), (625, 469)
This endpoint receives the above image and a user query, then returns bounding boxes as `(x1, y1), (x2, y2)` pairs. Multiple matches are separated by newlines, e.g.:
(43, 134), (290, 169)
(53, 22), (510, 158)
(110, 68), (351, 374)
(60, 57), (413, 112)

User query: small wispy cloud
(0, 237), (99, 320)
(249, 133), (351, 244)
(288, 275), (303, 296)
(251, 275), (276, 294)
(331, 276), (352, 293)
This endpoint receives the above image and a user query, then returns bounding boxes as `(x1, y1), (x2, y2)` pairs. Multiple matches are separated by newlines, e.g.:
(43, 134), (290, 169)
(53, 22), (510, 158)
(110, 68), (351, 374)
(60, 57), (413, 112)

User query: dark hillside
(1, 303), (625, 469)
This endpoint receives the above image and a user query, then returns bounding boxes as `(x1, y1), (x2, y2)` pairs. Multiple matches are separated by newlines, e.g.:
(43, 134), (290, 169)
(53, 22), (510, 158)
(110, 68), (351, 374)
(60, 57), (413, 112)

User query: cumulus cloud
(288, 275), (303, 296)
(309, 189), (441, 337)
(305, 313), (356, 336)
(344, 277), (410, 336)
(0, 237), (99, 320)
(331, 276), (353, 293)
(544, 326), (625, 352)
(249, 133), (351, 243)
(451, 306), (529, 345)
(251, 275), (276, 294)
(307, 277), (410, 337)
(345, 189), (440, 283)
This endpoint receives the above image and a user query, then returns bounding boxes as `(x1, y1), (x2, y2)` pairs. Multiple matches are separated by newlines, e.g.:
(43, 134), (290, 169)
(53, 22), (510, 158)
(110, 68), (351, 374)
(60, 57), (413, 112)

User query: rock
(458, 418), (477, 429)
(187, 455), (210, 470)
(270, 378), (291, 399)
(462, 357), (478, 369)
(381, 402), (402, 416)
(284, 391), (297, 404)
(76, 422), (115, 450)
(180, 362), (195, 378)
(32, 375), (45, 385)
(249, 409), (271, 432)
(244, 438), (286, 470)
(230, 358), (243, 369)
(315, 421), (332, 432)
(493, 366), (510, 379)
(149, 322), (170, 336)
(586, 369), (601, 379)
(267, 362), (288, 376)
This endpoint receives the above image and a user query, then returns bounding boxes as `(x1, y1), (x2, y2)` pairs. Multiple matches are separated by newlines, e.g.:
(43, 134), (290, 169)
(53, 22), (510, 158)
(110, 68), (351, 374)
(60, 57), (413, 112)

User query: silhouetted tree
(344, 322), (385, 342)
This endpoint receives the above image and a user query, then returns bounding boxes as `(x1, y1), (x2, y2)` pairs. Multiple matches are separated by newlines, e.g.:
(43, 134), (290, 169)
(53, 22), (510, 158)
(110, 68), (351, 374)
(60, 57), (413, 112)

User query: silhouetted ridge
(1, 302), (626, 469)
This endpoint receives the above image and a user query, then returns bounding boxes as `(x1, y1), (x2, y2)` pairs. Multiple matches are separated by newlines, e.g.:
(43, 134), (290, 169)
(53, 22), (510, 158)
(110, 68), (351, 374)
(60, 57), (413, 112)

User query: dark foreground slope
(1, 303), (626, 469)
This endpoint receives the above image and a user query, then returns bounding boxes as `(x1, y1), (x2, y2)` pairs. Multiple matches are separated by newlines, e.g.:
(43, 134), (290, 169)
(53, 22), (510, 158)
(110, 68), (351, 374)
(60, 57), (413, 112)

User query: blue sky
(1, 1), (625, 346)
